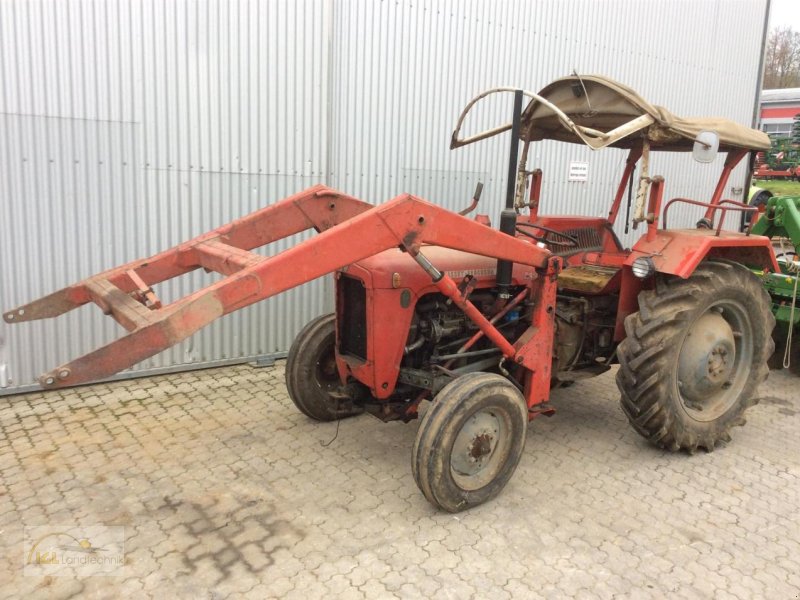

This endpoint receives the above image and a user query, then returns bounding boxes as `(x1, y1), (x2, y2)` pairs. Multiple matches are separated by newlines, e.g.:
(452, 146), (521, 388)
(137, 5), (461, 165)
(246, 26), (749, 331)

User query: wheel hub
(469, 433), (493, 460)
(315, 350), (339, 392)
(677, 311), (736, 407)
(451, 411), (501, 478)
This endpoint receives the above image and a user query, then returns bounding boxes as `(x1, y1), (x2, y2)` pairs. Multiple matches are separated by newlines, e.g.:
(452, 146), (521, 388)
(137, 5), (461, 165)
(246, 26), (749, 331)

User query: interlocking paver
(0, 362), (798, 598)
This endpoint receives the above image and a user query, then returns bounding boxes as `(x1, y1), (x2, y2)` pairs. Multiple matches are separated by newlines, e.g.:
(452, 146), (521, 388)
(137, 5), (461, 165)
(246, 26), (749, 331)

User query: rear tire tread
(616, 260), (774, 452)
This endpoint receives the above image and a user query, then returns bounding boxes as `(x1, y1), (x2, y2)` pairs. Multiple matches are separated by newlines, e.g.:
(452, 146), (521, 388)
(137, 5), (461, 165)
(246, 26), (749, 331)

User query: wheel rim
(675, 300), (753, 421)
(450, 404), (513, 491)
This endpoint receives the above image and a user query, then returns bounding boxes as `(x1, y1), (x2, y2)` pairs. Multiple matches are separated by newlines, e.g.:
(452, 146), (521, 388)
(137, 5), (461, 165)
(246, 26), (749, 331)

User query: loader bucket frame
(5, 185), (558, 400)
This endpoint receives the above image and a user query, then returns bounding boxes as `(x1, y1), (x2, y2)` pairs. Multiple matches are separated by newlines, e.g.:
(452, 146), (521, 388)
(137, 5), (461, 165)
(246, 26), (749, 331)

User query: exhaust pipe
(497, 89), (524, 299)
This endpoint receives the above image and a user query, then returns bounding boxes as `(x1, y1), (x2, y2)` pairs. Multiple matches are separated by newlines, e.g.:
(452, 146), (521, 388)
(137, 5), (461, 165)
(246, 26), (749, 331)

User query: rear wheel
(285, 314), (363, 421)
(412, 373), (528, 512)
(617, 260), (774, 452)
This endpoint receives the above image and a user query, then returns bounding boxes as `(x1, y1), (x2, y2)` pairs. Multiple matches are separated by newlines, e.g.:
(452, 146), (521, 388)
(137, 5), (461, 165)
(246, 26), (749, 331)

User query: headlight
(631, 256), (656, 279)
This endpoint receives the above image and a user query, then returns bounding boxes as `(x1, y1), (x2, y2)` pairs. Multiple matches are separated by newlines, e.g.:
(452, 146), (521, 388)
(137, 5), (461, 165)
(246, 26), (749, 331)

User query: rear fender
(613, 230), (778, 342)
(626, 229), (778, 279)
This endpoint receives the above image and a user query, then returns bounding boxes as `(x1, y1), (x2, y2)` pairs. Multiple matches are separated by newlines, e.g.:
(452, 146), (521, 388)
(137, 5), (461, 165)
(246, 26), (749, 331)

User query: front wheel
(617, 260), (775, 452)
(412, 373), (528, 512)
(285, 314), (363, 421)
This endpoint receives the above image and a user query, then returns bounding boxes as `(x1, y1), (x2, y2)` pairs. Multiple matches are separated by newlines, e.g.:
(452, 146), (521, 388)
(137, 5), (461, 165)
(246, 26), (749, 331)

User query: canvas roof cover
(520, 75), (770, 152)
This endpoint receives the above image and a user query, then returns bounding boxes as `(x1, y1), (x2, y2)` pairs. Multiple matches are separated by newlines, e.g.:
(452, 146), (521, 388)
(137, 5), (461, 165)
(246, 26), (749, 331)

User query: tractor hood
(347, 245), (534, 290)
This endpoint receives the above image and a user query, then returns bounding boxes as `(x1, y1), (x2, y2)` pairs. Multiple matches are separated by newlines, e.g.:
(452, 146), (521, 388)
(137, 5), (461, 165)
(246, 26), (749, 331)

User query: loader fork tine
(39, 294), (225, 388)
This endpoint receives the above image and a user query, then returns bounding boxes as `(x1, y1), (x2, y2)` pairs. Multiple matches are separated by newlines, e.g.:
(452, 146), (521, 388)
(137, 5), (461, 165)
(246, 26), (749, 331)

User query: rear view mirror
(693, 130), (719, 163)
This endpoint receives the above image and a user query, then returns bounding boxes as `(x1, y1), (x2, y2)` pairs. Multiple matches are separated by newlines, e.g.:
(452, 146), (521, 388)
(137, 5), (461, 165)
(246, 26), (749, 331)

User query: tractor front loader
(5, 75), (780, 512)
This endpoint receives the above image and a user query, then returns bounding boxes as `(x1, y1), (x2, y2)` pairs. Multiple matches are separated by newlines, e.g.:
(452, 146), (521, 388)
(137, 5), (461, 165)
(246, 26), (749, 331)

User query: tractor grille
(552, 227), (603, 257)
(339, 275), (367, 360)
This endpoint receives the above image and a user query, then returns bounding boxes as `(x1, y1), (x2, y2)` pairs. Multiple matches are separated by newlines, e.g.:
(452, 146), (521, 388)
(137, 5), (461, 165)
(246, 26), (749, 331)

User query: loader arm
(3, 185), (374, 321)
(5, 185), (551, 389)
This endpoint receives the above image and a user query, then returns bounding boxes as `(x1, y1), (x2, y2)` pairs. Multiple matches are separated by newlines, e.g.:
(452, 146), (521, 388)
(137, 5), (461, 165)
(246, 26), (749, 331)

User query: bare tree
(763, 26), (800, 89)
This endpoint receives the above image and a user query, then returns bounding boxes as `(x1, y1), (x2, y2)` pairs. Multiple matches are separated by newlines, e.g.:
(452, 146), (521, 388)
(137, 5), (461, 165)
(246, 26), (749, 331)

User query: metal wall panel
(0, 0), (768, 394)
(328, 0), (768, 242)
(0, 0), (333, 393)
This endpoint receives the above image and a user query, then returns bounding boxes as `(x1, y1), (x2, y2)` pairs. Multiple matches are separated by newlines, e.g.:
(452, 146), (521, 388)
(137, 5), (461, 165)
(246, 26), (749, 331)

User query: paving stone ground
(0, 362), (798, 599)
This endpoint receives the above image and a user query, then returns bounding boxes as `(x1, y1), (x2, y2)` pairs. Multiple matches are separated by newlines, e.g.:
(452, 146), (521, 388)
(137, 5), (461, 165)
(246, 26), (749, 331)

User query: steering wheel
(515, 222), (579, 248)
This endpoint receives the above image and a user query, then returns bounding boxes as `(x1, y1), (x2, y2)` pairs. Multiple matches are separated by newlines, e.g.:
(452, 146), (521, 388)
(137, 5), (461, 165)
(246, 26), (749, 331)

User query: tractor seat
(557, 264), (621, 294)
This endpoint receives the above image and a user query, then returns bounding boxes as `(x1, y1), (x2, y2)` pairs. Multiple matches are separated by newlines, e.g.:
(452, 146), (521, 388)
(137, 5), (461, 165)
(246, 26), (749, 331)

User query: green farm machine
(751, 196), (800, 373)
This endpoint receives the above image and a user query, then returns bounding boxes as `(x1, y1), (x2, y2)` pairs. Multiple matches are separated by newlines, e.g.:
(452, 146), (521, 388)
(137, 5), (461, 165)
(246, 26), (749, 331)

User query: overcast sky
(769, 0), (799, 31)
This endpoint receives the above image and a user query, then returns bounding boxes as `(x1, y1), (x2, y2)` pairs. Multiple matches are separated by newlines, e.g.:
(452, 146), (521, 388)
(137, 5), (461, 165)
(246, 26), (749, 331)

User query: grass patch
(753, 179), (800, 198)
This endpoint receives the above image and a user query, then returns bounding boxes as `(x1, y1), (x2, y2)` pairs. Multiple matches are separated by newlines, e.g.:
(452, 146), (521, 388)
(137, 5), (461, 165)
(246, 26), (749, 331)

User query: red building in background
(760, 88), (800, 139)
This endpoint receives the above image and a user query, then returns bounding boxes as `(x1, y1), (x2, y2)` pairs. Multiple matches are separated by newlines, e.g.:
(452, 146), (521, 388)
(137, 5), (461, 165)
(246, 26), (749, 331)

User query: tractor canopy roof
(520, 75), (770, 152)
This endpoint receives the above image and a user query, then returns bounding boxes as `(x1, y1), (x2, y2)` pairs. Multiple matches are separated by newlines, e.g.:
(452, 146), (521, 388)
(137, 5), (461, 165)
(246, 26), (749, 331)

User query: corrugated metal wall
(0, 0), (768, 395)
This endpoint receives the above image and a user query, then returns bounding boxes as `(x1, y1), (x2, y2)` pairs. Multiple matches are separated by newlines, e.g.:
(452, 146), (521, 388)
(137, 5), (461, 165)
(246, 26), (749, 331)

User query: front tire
(617, 260), (775, 452)
(285, 314), (363, 421)
(412, 373), (528, 512)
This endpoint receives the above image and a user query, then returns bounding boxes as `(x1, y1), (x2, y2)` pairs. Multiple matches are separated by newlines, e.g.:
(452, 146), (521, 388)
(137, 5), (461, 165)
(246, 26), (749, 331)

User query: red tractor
(5, 75), (778, 512)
